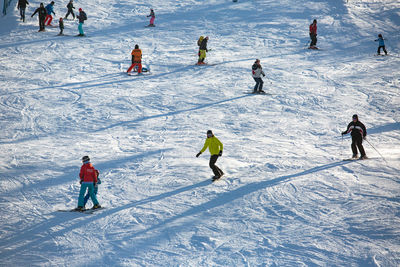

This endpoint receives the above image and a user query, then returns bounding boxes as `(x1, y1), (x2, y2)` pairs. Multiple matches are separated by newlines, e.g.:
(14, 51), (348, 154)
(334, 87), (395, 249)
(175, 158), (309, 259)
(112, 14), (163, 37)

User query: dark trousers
(253, 77), (264, 91)
(378, 45), (387, 55)
(19, 8), (26, 21)
(39, 17), (45, 31)
(351, 135), (366, 157)
(310, 33), (317, 47)
(209, 155), (223, 177)
(65, 10), (75, 19)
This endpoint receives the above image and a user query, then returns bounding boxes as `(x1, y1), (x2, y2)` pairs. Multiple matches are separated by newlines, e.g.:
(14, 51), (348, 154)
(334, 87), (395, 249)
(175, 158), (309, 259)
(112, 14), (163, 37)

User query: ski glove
(196, 152), (201, 158)
(79, 180), (82, 184)
(218, 150), (223, 157)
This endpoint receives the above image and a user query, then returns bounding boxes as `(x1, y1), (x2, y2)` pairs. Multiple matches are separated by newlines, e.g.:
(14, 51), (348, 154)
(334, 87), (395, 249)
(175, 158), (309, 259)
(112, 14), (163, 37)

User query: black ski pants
(65, 9), (75, 19)
(39, 16), (46, 31)
(253, 77), (264, 91)
(19, 8), (26, 21)
(310, 33), (317, 47)
(209, 155), (223, 177)
(377, 45), (387, 55)
(351, 135), (366, 157)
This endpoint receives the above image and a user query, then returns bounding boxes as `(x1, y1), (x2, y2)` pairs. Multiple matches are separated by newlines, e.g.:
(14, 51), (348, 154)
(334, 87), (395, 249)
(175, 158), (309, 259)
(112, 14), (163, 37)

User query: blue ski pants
(78, 22), (84, 35)
(78, 182), (99, 207)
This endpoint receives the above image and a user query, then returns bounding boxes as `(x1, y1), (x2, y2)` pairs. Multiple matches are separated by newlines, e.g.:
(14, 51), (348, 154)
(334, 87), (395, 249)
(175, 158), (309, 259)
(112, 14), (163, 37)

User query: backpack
(82, 11), (87, 20)
(197, 36), (204, 46)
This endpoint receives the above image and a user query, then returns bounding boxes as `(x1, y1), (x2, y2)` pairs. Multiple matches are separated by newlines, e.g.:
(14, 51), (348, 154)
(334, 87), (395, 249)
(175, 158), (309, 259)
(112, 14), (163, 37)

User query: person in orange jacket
(75, 156), (101, 211)
(127, 44), (143, 74)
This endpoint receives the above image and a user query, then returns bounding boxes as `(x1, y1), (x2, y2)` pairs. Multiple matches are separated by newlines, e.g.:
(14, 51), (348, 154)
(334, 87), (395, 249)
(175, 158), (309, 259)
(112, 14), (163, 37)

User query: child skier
(147, 8), (155, 27)
(58, 17), (64, 35)
(31, 3), (47, 32)
(17, 0), (29, 22)
(341, 114), (368, 160)
(64, 0), (75, 19)
(309, 19), (317, 48)
(375, 34), (388, 55)
(75, 156), (101, 211)
(197, 36), (209, 65)
(76, 8), (87, 36)
(44, 1), (55, 26)
(252, 59), (266, 93)
(196, 130), (224, 180)
(127, 44), (143, 74)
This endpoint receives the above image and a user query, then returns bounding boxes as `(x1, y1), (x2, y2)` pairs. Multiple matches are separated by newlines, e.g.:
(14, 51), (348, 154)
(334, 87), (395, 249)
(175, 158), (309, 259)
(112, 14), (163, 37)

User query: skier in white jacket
(251, 59), (265, 93)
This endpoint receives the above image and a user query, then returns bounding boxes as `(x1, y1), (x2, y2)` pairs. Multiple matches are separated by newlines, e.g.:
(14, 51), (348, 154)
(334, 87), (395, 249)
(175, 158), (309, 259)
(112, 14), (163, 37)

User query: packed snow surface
(0, 0), (399, 266)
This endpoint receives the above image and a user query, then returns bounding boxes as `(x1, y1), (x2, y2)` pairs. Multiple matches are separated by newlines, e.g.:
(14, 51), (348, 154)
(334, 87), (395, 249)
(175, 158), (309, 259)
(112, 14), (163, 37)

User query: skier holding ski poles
(75, 156), (101, 211)
(341, 114), (368, 160)
(196, 130), (224, 180)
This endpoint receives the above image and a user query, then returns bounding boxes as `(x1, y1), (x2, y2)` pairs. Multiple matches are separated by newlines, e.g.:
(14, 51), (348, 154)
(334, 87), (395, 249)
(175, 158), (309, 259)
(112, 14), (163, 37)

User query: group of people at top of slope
(29, 0), (87, 35)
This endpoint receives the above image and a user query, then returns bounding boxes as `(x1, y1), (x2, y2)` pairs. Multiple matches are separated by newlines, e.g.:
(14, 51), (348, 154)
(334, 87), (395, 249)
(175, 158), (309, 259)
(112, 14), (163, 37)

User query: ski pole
(365, 138), (388, 164)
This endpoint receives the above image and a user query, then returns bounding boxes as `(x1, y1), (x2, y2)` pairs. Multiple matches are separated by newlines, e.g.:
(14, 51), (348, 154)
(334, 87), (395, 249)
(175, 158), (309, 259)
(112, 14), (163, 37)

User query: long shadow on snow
(92, 94), (253, 133)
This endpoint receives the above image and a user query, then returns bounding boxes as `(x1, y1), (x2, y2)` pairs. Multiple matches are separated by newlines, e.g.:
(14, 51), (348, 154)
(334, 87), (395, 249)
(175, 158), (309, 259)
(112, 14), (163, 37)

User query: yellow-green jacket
(200, 136), (223, 155)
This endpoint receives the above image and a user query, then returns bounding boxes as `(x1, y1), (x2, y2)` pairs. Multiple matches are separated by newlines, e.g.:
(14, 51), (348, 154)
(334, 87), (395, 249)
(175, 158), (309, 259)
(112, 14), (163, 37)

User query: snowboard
(57, 207), (105, 214)
(212, 173), (224, 182)
(343, 157), (368, 161)
(145, 24), (156, 27)
(308, 46), (319, 50)
(244, 91), (271, 95)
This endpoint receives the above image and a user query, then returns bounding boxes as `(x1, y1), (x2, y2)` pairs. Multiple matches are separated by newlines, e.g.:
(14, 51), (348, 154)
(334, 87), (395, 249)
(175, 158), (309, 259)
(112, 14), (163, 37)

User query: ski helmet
(352, 114), (358, 120)
(82, 155), (90, 162)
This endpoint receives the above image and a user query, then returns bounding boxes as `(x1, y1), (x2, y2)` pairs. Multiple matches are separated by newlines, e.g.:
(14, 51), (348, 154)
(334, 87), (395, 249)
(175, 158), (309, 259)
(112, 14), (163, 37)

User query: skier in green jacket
(196, 130), (224, 180)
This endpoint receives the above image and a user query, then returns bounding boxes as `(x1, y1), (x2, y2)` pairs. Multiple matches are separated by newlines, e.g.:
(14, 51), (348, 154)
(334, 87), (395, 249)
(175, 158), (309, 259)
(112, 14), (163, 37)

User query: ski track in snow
(0, 0), (399, 266)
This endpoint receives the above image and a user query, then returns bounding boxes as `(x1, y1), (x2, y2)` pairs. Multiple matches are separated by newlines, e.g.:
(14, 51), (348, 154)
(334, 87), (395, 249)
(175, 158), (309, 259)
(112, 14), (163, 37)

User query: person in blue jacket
(44, 1), (55, 26)
(375, 34), (388, 55)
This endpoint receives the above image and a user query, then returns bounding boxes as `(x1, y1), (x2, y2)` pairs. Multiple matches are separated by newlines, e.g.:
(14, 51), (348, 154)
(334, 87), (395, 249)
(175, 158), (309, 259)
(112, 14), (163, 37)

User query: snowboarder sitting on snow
(147, 8), (155, 27)
(341, 114), (368, 160)
(75, 156), (101, 211)
(31, 3), (47, 32)
(65, 0), (75, 19)
(197, 36), (209, 65)
(127, 44), (143, 74)
(309, 19), (317, 48)
(196, 130), (224, 180)
(44, 1), (55, 26)
(252, 59), (266, 93)
(17, 0), (29, 22)
(58, 18), (64, 35)
(375, 34), (388, 55)
(76, 8), (87, 36)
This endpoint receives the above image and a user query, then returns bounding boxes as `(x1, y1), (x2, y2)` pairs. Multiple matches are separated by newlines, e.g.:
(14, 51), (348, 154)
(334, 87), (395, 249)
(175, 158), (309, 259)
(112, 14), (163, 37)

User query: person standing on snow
(75, 156), (101, 211)
(58, 17), (64, 35)
(127, 44), (143, 74)
(341, 114), (368, 160)
(31, 3), (47, 32)
(76, 8), (87, 36)
(375, 34), (388, 55)
(147, 8), (155, 27)
(309, 19), (317, 48)
(252, 59), (266, 93)
(64, 0), (75, 19)
(17, 0), (29, 22)
(83, 168), (101, 209)
(197, 36), (209, 65)
(196, 130), (224, 180)
(44, 1), (55, 26)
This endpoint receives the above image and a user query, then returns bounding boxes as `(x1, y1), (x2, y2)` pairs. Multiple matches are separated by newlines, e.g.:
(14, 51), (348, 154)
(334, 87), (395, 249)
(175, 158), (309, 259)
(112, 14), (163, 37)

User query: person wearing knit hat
(76, 7), (87, 36)
(196, 130), (224, 180)
(341, 114), (368, 160)
(75, 156), (101, 211)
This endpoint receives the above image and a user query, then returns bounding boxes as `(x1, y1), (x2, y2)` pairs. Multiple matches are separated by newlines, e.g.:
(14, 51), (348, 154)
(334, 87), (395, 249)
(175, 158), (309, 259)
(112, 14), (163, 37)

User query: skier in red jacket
(75, 156), (101, 211)
(309, 19), (317, 48)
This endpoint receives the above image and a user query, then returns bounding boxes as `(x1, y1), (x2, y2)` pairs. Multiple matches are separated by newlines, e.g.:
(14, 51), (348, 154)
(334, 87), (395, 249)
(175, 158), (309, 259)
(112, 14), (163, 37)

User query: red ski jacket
(79, 163), (98, 183)
(309, 23), (317, 35)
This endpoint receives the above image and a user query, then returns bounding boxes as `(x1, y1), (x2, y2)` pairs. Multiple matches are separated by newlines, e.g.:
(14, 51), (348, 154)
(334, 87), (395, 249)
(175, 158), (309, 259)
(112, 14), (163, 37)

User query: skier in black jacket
(65, 0), (75, 19)
(31, 3), (47, 32)
(17, 0), (29, 22)
(341, 114), (367, 159)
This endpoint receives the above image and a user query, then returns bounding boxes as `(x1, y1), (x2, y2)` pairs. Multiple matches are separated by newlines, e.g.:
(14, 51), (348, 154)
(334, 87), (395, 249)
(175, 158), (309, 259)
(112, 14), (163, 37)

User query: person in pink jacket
(309, 19), (317, 48)
(147, 9), (155, 26)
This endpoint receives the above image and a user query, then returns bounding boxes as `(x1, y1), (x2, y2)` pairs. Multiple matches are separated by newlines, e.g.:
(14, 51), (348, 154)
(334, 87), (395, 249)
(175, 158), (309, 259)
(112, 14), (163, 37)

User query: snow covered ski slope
(0, 0), (399, 266)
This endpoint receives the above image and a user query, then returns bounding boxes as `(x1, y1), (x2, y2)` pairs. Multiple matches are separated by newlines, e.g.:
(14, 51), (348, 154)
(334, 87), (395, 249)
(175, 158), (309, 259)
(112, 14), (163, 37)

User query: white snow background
(0, 0), (399, 266)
